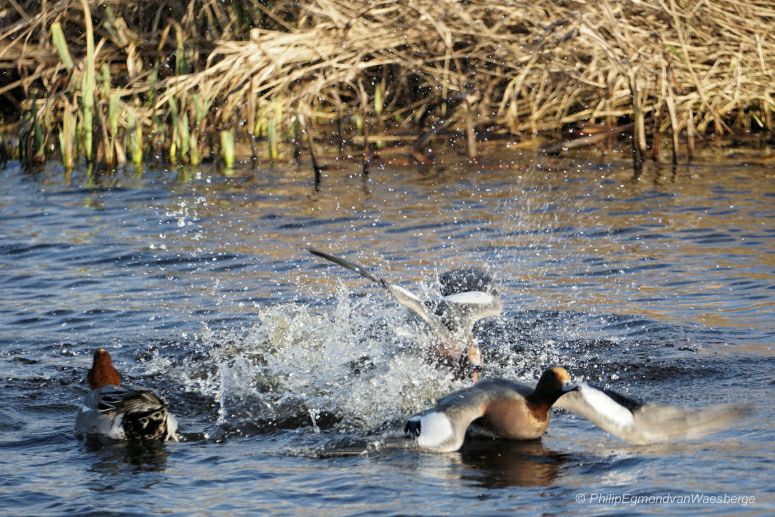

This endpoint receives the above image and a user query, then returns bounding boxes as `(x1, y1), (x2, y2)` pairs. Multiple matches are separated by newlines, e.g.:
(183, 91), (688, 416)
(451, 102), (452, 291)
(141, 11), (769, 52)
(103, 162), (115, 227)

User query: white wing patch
(416, 411), (454, 450)
(387, 284), (434, 326)
(165, 413), (180, 441)
(579, 384), (635, 430)
(442, 291), (496, 306)
(389, 284), (424, 304)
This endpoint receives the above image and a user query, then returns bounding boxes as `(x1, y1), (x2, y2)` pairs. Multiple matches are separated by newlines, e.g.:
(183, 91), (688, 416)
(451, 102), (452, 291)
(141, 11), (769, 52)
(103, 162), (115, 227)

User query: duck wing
(554, 383), (749, 445)
(308, 248), (445, 333)
(433, 291), (503, 334)
(76, 385), (178, 441)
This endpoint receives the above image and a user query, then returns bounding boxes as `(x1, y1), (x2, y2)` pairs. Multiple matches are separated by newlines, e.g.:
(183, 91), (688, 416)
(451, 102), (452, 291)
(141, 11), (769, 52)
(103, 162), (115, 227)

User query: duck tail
(122, 392), (178, 441)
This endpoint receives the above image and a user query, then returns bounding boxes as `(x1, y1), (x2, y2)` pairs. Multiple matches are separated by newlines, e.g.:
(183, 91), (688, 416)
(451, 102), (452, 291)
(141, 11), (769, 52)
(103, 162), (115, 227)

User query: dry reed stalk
(664, 64), (681, 165)
(297, 114), (322, 189)
(651, 107), (663, 162)
(687, 109), (696, 161)
(356, 80), (370, 177)
(464, 99), (477, 160)
(247, 77), (257, 162)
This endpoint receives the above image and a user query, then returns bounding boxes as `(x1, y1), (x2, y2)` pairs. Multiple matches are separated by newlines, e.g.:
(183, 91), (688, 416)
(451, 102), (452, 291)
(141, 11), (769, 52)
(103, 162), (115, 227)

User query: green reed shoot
(175, 24), (188, 76)
(80, 0), (96, 164)
(127, 106), (143, 165)
(167, 97), (179, 163)
(267, 100), (283, 161)
(59, 98), (75, 169)
(221, 129), (235, 168)
(180, 112), (190, 162)
(50, 22), (74, 71)
(190, 94), (209, 166)
(267, 116), (278, 162)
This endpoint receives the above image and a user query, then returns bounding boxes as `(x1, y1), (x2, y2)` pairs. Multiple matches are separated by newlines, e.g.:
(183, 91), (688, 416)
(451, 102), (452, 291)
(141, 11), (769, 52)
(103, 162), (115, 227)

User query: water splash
(165, 285), (470, 437)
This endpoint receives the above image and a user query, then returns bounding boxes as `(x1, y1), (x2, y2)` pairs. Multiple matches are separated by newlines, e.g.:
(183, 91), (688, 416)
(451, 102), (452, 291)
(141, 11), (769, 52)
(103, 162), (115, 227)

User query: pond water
(1, 147), (773, 515)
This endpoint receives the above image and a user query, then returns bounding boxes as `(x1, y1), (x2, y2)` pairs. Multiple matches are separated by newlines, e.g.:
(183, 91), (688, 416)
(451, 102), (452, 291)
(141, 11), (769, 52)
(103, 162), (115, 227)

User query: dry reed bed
(1, 0), (773, 168)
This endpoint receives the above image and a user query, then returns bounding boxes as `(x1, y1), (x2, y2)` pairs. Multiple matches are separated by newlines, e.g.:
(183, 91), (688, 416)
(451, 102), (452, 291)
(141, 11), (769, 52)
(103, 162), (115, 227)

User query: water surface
(1, 148), (773, 515)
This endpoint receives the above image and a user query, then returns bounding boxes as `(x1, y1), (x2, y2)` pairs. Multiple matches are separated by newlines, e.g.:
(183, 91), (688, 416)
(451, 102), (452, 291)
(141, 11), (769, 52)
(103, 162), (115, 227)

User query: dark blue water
(1, 149), (773, 515)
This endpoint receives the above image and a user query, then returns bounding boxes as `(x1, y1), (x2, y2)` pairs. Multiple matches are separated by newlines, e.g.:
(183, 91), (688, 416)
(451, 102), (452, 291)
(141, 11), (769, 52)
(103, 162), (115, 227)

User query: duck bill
(562, 382), (580, 393)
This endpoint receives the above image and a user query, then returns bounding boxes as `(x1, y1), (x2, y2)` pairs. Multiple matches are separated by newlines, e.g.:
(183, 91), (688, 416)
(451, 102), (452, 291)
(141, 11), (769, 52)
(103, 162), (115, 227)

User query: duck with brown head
(405, 367), (749, 452)
(76, 349), (178, 442)
(404, 367), (577, 452)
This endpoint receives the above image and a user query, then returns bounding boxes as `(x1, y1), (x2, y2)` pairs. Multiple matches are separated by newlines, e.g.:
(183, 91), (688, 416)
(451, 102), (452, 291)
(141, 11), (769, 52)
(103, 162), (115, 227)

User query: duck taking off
(405, 367), (748, 452)
(308, 248), (502, 378)
(75, 349), (178, 441)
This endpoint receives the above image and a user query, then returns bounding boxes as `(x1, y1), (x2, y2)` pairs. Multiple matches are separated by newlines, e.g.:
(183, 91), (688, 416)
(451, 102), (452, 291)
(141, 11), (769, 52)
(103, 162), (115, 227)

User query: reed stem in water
(221, 129), (235, 168)
(80, 0), (96, 164)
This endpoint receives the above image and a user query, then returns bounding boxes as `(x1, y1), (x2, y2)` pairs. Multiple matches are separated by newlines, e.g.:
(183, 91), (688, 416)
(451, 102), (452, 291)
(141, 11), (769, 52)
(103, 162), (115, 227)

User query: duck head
(530, 367), (578, 406)
(87, 348), (121, 389)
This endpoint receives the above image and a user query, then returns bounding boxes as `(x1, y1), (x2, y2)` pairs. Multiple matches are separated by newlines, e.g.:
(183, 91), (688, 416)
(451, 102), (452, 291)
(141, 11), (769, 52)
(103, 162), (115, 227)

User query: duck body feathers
(76, 385), (178, 442)
(406, 371), (573, 452)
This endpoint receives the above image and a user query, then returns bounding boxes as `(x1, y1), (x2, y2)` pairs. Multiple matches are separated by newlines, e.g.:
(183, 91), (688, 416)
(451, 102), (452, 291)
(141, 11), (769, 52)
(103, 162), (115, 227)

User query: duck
(404, 367), (576, 452)
(308, 248), (502, 378)
(75, 348), (178, 441)
(404, 367), (748, 452)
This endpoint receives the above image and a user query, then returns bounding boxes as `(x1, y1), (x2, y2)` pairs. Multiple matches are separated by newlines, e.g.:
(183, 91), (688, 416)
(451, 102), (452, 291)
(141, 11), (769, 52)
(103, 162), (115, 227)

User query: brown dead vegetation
(1, 0), (773, 168)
